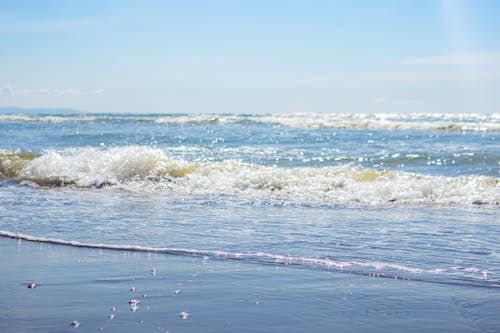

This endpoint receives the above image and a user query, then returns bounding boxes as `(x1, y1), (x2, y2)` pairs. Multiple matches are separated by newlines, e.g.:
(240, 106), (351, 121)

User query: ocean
(0, 112), (499, 332)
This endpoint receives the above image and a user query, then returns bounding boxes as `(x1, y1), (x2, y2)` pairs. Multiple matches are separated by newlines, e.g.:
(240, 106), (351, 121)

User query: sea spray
(1, 146), (497, 206)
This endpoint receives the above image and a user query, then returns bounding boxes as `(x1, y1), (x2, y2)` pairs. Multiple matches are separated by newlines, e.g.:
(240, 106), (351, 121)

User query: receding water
(0, 112), (499, 289)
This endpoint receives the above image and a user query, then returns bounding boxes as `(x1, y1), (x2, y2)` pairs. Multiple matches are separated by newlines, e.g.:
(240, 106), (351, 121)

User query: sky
(1, 0), (500, 114)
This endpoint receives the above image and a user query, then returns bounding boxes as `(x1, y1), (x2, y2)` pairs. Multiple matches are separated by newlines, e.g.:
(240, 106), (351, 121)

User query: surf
(0, 112), (499, 132)
(1, 146), (498, 206)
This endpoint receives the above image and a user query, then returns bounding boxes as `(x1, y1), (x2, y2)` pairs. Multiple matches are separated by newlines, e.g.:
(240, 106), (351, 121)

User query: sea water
(0, 112), (499, 289)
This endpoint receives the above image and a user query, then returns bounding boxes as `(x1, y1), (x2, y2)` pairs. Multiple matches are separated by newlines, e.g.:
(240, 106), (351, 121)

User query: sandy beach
(1, 236), (498, 333)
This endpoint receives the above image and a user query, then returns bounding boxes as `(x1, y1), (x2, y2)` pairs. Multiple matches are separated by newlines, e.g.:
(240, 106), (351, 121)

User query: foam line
(0, 230), (493, 283)
(0, 230), (419, 273)
(2, 146), (497, 206)
(0, 113), (498, 131)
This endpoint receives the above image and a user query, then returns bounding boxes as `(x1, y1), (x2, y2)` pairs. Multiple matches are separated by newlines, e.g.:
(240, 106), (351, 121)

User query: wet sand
(0, 237), (498, 333)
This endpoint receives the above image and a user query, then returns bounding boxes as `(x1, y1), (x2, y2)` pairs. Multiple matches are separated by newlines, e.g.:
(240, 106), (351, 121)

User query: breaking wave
(255, 113), (500, 132)
(0, 114), (106, 123)
(0, 113), (498, 132)
(1, 146), (498, 206)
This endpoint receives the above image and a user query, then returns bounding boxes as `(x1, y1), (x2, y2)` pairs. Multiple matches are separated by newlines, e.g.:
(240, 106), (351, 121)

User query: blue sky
(1, 0), (500, 113)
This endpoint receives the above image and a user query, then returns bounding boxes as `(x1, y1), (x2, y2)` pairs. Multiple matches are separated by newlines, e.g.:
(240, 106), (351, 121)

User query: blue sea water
(0, 112), (499, 290)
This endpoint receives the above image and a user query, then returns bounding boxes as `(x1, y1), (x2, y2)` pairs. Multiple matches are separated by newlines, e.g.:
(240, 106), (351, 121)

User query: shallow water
(1, 185), (498, 288)
(1, 239), (499, 333)
(0, 111), (499, 330)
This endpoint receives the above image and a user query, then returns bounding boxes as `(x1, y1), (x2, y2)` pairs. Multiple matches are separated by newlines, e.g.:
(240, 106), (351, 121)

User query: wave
(0, 114), (107, 123)
(0, 113), (499, 132)
(1, 146), (498, 206)
(255, 113), (500, 132)
(0, 230), (496, 288)
(153, 114), (235, 124)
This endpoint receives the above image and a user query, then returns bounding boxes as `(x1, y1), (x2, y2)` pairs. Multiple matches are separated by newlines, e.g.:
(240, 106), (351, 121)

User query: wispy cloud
(393, 52), (500, 67)
(271, 69), (500, 87)
(1, 85), (14, 96)
(0, 85), (104, 97)
(342, 69), (500, 85)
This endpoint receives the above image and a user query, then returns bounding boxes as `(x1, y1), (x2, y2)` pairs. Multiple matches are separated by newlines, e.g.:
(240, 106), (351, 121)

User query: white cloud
(281, 69), (500, 87)
(91, 89), (104, 96)
(57, 88), (84, 96)
(327, 69), (500, 86)
(0, 86), (104, 97)
(1, 85), (14, 96)
(393, 52), (500, 67)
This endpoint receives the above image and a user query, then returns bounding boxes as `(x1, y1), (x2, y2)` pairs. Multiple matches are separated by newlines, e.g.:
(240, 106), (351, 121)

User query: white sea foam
(1, 113), (498, 131)
(0, 230), (493, 283)
(0, 114), (105, 123)
(154, 115), (236, 124)
(14, 146), (500, 205)
(255, 113), (500, 132)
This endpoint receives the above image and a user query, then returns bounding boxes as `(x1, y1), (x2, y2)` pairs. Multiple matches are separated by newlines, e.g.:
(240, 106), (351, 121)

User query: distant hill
(0, 107), (85, 115)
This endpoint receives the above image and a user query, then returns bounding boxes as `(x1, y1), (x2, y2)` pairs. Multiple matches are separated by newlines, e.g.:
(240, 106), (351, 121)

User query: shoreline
(1, 237), (498, 332)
